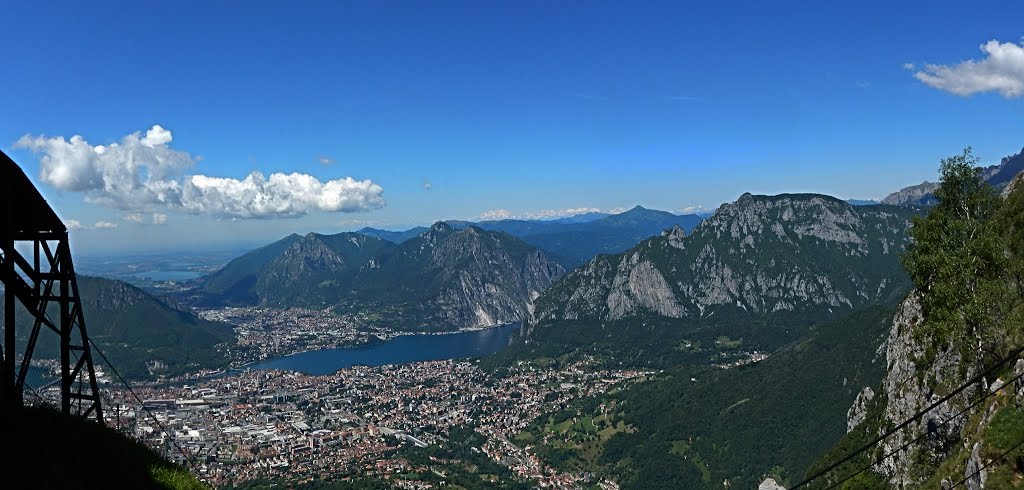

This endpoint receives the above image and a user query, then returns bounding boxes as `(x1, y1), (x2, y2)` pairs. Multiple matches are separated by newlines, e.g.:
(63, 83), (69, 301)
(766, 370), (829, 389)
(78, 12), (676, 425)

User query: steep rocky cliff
(368, 223), (565, 329)
(815, 291), (1024, 489)
(531, 193), (914, 326)
(851, 294), (981, 486)
(810, 174), (1024, 489)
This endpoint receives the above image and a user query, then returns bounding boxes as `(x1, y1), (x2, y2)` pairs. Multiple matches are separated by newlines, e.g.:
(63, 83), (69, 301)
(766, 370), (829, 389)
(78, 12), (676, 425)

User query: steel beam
(0, 149), (102, 422)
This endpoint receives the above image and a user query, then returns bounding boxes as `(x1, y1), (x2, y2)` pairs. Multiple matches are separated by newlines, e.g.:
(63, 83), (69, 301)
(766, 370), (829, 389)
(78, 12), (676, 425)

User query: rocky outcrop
(1002, 171), (1024, 199)
(606, 251), (684, 320)
(982, 146), (1024, 188)
(835, 291), (1008, 487)
(532, 193), (913, 325)
(426, 227), (565, 328)
(661, 224), (686, 249)
(847, 386), (875, 432)
(759, 478), (786, 490)
(882, 181), (939, 206)
(872, 293), (980, 486)
(824, 161), (1024, 484)
(1015, 359), (1024, 407)
(965, 442), (987, 490)
(884, 147), (1024, 206)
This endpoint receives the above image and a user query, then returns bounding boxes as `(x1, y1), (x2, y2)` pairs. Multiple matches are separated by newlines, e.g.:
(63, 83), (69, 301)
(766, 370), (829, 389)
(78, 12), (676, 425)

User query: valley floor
(35, 357), (649, 488)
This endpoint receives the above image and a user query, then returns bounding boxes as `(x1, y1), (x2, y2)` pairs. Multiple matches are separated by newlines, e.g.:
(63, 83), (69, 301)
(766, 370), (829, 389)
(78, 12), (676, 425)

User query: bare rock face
(532, 193), (912, 325)
(965, 442), (987, 490)
(882, 181), (939, 206)
(1014, 359), (1024, 407)
(872, 293), (979, 486)
(1002, 171), (1024, 199)
(606, 252), (684, 320)
(424, 226), (566, 328)
(661, 224), (687, 249)
(559, 256), (615, 321)
(758, 478), (786, 490)
(984, 146), (1024, 189)
(847, 386), (875, 432)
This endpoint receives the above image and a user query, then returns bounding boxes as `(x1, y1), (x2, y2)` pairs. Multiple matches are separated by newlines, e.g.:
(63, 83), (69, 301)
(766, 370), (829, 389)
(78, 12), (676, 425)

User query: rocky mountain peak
(430, 221), (454, 233)
(700, 193), (872, 248)
(661, 224), (686, 249)
(201, 221), (565, 330)
(273, 234), (348, 276)
(983, 146), (1024, 186)
(531, 193), (913, 325)
(882, 181), (939, 206)
(882, 145), (1024, 207)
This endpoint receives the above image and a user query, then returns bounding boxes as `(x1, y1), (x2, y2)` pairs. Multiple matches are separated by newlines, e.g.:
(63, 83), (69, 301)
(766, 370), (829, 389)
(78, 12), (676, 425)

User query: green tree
(901, 147), (1011, 357)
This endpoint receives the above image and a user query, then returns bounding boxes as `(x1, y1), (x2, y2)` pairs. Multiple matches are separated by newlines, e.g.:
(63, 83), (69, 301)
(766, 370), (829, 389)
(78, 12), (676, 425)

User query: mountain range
(505, 193), (916, 363)
(479, 193), (920, 489)
(194, 223), (565, 331)
(360, 205), (703, 268)
(30, 150), (1020, 486)
(882, 146), (1024, 206)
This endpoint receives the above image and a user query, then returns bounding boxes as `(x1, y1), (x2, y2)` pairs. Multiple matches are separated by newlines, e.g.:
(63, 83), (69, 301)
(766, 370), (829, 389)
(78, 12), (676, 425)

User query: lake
(246, 323), (521, 375)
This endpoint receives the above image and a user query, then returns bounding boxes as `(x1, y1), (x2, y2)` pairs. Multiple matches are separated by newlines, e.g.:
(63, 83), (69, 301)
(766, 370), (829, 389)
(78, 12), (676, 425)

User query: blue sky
(2, 1), (1023, 254)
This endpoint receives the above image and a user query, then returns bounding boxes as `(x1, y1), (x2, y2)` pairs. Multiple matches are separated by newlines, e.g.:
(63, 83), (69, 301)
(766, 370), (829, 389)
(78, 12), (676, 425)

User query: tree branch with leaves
(901, 147), (1013, 361)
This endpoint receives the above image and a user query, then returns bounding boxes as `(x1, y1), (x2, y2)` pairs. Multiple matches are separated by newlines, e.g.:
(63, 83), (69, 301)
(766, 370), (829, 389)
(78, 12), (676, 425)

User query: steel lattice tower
(0, 149), (103, 422)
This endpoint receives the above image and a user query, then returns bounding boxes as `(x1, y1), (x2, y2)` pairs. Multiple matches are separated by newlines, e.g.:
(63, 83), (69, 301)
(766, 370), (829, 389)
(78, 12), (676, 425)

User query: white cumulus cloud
(913, 40), (1024, 98)
(181, 172), (385, 219)
(94, 221), (118, 229)
(142, 124), (173, 147)
(478, 209), (514, 220)
(152, 213), (167, 225)
(679, 205), (710, 214)
(14, 125), (386, 219)
(65, 220), (86, 230)
(522, 207), (602, 220)
(123, 213), (144, 223)
(477, 207), (604, 221)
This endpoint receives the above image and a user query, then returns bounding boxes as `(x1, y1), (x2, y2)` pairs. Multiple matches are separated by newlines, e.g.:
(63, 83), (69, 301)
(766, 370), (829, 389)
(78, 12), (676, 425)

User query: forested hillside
(3, 275), (234, 380)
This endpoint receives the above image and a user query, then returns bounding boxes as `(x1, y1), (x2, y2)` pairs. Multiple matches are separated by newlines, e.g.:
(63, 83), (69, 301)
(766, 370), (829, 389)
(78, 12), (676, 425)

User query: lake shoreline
(245, 322), (522, 376)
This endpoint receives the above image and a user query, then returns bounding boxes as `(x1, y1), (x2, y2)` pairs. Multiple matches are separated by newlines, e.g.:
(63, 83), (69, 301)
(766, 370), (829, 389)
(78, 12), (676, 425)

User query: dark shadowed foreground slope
(2, 406), (203, 489)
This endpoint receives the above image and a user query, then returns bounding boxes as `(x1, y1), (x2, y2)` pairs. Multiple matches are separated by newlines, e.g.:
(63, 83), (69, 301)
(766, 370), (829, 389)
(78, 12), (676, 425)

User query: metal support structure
(0, 149), (103, 422)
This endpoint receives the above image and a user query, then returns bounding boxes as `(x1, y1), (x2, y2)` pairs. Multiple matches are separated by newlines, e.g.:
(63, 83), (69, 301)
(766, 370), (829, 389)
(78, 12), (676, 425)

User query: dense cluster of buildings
(98, 358), (648, 488)
(198, 307), (395, 362)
